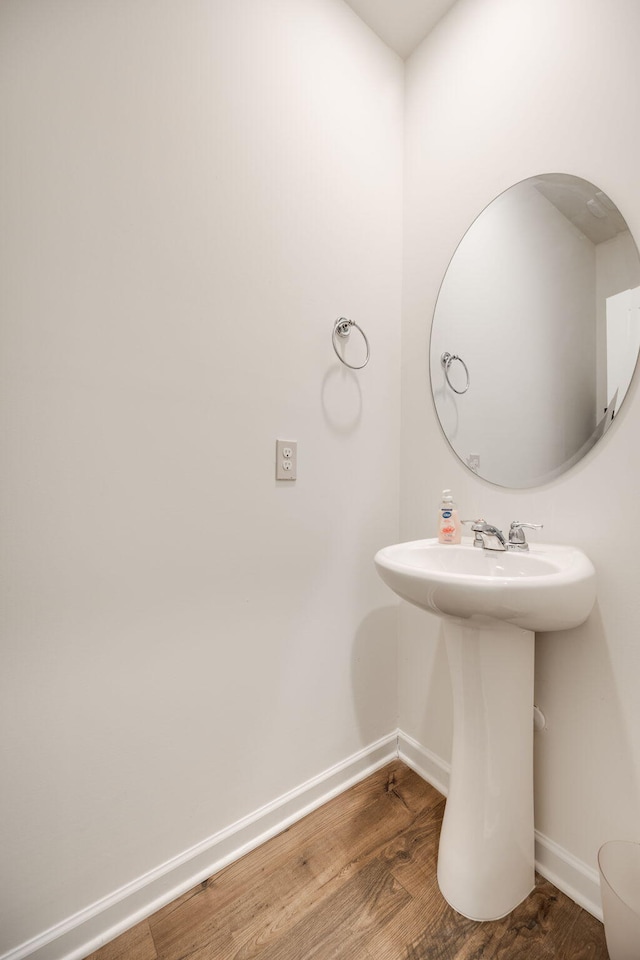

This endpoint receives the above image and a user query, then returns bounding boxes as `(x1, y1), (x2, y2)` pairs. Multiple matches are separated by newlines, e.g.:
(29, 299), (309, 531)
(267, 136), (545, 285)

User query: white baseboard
(4, 728), (603, 960)
(398, 729), (451, 796)
(397, 729), (603, 921)
(2, 733), (398, 960)
(534, 831), (602, 921)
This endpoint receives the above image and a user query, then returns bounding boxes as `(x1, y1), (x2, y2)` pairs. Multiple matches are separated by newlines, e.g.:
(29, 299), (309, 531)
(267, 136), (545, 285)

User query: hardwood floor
(86, 762), (608, 960)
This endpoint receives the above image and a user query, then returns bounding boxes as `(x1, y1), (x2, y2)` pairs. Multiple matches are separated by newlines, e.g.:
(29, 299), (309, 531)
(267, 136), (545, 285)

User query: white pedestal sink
(374, 537), (596, 920)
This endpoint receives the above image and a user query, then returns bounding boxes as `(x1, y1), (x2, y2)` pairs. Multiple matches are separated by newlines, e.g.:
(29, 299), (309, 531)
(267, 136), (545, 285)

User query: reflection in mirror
(430, 174), (640, 488)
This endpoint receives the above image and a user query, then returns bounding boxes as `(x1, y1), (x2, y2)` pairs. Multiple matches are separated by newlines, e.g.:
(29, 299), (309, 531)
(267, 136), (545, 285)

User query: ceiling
(533, 176), (629, 245)
(342, 0), (459, 59)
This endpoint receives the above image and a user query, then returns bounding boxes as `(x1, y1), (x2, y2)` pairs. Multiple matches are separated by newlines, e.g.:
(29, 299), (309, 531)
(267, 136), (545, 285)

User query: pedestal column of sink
(437, 618), (535, 921)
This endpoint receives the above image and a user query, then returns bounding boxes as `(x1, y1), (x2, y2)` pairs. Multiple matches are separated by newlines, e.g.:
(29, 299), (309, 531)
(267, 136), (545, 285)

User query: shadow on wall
(398, 602), (453, 767)
(350, 606), (399, 747)
(321, 365), (363, 435)
(422, 621), (452, 757)
(535, 601), (640, 854)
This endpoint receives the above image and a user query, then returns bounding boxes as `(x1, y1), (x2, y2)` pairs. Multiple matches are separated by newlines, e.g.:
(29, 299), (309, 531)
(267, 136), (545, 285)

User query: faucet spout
(469, 520), (507, 551)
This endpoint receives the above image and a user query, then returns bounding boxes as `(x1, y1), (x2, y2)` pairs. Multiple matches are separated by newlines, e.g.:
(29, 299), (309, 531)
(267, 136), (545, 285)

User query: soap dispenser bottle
(438, 489), (461, 544)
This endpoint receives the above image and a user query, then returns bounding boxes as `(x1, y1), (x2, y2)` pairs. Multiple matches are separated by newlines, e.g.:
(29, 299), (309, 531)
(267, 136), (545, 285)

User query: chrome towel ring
(441, 351), (470, 394)
(332, 317), (370, 370)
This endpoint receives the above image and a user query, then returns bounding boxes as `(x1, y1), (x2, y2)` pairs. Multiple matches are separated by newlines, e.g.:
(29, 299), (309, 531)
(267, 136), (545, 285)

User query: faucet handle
(508, 521), (543, 550)
(461, 519), (488, 548)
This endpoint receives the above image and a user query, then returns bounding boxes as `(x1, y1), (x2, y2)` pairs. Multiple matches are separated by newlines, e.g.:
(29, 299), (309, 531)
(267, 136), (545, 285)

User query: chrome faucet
(464, 519), (544, 551)
(466, 519), (508, 551)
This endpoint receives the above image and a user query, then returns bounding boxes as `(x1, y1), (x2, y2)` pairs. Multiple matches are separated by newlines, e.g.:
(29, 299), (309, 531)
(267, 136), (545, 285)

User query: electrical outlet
(276, 440), (297, 481)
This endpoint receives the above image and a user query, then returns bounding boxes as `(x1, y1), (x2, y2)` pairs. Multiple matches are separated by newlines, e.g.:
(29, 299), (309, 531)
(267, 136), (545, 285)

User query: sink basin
(374, 537), (596, 632)
(374, 536), (596, 921)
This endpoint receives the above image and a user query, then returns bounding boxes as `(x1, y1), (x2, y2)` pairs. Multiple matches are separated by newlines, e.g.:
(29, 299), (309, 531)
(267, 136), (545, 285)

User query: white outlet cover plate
(276, 439), (297, 481)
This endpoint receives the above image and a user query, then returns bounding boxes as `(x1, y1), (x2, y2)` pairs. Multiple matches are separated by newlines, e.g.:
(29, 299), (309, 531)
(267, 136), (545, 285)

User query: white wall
(0, 1), (403, 954)
(402, 0), (640, 904)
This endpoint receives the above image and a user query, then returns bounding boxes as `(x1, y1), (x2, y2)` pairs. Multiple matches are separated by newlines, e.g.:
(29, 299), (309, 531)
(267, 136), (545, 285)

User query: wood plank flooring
(85, 762), (608, 960)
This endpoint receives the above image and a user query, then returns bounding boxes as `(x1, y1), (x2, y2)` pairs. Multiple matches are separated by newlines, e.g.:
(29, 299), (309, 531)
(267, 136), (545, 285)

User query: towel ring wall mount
(332, 317), (370, 370)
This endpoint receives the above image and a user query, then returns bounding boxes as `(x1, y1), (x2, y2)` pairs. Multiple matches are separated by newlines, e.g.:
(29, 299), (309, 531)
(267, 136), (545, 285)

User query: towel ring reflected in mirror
(441, 351), (470, 394)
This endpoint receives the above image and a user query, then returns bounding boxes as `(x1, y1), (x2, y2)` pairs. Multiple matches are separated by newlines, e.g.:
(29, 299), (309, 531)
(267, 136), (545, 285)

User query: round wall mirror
(430, 173), (640, 488)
